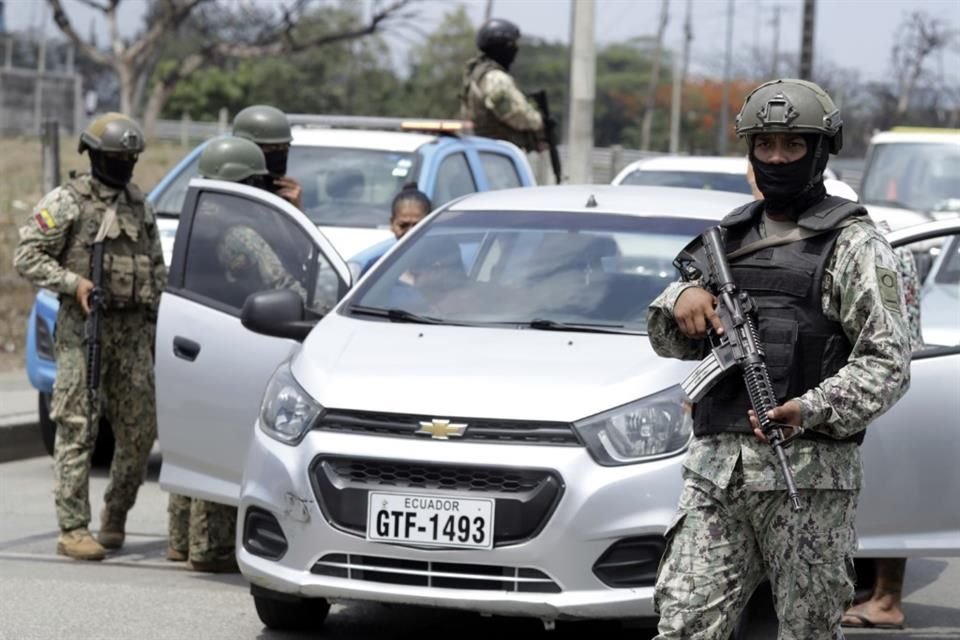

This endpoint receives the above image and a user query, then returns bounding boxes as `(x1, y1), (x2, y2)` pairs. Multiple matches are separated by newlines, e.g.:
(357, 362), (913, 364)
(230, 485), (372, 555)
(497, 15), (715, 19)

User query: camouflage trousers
(167, 493), (237, 562)
(654, 465), (858, 640)
(50, 307), (156, 531)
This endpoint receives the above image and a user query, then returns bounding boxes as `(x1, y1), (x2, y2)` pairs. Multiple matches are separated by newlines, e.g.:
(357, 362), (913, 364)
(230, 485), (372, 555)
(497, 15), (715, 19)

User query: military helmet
(232, 105), (292, 145)
(476, 18), (520, 54)
(198, 136), (269, 182)
(78, 112), (145, 155)
(735, 78), (843, 153)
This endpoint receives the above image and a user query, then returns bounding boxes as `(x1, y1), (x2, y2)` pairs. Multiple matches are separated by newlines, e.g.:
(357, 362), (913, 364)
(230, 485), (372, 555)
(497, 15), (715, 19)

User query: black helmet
(477, 18), (520, 61)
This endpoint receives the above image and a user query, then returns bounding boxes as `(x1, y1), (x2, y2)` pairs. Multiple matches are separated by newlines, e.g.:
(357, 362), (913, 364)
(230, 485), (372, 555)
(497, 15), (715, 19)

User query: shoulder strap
(727, 215), (865, 260)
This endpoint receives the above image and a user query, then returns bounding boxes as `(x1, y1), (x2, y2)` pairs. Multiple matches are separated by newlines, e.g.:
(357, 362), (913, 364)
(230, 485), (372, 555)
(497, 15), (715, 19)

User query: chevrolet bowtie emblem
(416, 419), (468, 440)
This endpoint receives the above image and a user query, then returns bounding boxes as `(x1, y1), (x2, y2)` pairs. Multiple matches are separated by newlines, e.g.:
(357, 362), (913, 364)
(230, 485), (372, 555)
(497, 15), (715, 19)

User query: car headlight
(574, 385), (692, 466)
(259, 363), (324, 445)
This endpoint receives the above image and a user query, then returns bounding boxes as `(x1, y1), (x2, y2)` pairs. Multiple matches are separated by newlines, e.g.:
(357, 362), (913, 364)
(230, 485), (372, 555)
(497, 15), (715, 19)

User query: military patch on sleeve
(33, 209), (57, 232)
(876, 266), (901, 312)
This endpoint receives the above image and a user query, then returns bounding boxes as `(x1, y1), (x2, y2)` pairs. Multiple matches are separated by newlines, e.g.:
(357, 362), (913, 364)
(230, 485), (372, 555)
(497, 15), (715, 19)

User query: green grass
(0, 136), (195, 371)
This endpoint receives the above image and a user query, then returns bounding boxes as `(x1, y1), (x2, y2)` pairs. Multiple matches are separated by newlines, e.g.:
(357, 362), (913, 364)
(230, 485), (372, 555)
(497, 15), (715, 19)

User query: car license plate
(366, 492), (495, 549)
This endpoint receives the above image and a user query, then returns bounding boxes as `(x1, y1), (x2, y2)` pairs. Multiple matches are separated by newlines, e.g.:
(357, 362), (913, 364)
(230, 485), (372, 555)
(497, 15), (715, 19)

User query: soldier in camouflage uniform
(646, 79), (912, 639)
(232, 104), (303, 210)
(460, 18), (544, 153)
(14, 113), (165, 561)
(166, 135), (304, 573)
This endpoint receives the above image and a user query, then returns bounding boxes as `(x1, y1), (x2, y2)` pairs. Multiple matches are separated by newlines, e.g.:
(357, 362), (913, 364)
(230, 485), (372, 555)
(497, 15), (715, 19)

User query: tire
(38, 393), (56, 457)
(252, 588), (330, 631)
(38, 392), (115, 467)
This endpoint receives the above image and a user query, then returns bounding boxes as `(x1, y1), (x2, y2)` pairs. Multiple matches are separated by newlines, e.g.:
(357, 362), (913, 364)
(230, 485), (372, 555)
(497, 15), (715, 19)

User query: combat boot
(57, 527), (106, 561)
(187, 556), (240, 574)
(97, 508), (126, 549)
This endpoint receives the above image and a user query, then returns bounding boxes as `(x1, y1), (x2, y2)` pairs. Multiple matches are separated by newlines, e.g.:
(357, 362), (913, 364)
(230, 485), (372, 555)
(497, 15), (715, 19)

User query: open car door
(857, 220), (960, 556)
(156, 178), (350, 505)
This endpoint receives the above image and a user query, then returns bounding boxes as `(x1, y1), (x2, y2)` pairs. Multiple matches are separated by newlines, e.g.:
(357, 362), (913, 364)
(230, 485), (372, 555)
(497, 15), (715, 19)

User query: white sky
(6, 0), (960, 84)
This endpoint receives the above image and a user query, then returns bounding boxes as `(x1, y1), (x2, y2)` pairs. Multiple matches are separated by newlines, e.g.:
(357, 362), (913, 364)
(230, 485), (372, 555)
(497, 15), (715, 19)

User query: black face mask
(486, 43), (518, 70)
(241, 174), (273, 191)
(91, 152), (137, 188)
(263, 149), (288, 178)
(749, 134), (829, 217)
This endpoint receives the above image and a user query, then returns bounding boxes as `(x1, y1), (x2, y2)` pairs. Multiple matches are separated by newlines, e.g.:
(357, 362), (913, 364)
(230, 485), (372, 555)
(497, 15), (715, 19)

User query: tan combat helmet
(78, 112), (145, 155)
(735, 79), (844, 154)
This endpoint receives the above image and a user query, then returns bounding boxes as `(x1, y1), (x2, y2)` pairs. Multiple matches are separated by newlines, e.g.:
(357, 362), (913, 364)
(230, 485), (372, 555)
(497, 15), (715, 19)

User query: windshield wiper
(522, 318), (635, 334)
(348, 304), (447, 325)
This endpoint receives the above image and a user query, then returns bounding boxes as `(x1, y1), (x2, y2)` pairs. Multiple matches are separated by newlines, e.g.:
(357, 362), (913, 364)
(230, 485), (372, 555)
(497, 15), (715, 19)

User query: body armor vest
(460, 56), (538, 151)
(60, 174), (159, 310)
(693, 196), (869, 445)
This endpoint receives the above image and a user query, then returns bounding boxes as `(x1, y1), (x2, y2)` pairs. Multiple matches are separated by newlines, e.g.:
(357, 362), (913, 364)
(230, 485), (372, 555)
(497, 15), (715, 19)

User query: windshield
(289, 146), (416, 228)
(345, 210), (713, 332)
(620, 170), (752, 195)
(150, 145), (417, 224)
(861, 142), (960, 211)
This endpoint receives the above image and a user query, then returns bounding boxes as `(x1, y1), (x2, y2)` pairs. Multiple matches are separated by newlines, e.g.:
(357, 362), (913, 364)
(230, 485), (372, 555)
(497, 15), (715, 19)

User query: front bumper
(237, 425), (684, 620)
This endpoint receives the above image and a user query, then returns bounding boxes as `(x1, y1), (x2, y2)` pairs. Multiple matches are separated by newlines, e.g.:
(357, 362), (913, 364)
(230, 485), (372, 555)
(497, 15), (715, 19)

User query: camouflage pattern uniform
(647, 218), (912, 639)
(460, 55), (543, 152)
(14, 174), (165, 534)
(217, 224), (306, 298)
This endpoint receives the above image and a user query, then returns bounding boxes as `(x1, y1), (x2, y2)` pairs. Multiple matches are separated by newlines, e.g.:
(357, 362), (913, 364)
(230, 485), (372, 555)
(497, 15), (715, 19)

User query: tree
(49, 0), (417, 133)
(890, 11), (956, 116)
(402, 6), (476, 118)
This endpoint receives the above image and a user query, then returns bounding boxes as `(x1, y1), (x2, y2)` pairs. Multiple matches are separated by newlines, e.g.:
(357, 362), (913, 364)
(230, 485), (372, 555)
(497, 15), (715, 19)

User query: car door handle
(173, 336), (201, 361)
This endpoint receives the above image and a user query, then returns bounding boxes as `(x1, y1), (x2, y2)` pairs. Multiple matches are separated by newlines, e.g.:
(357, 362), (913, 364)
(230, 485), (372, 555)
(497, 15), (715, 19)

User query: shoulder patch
(876, 266), (901, 312)
(33, 209), (57, 232)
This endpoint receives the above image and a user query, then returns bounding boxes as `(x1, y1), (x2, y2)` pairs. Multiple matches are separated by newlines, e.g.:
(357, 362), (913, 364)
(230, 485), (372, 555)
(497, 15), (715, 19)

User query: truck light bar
(286, 114), (473, 135)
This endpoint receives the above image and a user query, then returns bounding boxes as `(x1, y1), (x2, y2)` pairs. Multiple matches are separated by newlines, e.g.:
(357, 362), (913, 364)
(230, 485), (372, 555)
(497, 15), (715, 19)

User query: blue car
(26, 116), (536, 461)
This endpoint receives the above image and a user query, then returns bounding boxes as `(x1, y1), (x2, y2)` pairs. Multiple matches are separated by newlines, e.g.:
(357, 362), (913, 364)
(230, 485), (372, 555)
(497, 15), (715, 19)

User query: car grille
(311, 553), (561, 593)
(310, 456), (564, 546)
(313, 409), (581, 446)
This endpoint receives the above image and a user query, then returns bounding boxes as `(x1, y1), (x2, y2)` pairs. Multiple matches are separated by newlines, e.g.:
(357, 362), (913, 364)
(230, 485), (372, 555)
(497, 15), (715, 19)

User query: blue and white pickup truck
(25, 116), (536, 461)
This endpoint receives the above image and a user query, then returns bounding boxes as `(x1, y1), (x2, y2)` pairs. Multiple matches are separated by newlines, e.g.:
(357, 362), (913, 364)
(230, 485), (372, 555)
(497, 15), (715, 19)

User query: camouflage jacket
(647, 218), (912, 491)
(14, 175), (166, 312)
(460, 55), (543, 151)
(216, 225), (306, 301)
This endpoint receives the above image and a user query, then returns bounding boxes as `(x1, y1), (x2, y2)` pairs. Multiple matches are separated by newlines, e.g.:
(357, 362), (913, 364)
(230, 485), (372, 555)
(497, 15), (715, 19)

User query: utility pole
(641, 0), (670, 151)
(484, 0), (494, 21)
(771, 5), (781, 77)
(799, 0), (816, 79)
(717, 0), (734, 155)
(566, 0), (595, 184)
(669, 0), (693, 154)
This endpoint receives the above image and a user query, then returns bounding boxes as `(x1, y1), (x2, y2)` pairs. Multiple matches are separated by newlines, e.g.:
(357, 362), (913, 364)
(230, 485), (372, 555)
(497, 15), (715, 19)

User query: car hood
(291, 315), (694, 423)
(317, 226), (395, 262)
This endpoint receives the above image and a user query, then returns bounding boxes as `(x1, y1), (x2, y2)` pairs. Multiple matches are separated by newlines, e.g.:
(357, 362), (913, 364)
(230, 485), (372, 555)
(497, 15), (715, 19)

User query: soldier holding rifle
(14, 113), (165, 561)
(645, 79), (912, 638)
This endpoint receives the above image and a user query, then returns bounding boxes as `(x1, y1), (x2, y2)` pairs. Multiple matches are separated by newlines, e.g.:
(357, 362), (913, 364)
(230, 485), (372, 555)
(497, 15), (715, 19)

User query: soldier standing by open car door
(13, 113), (164, 561)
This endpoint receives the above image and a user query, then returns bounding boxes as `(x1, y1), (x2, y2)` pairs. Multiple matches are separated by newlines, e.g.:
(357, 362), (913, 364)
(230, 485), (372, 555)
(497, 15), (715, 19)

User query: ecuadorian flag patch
(34, 209), (56, 232)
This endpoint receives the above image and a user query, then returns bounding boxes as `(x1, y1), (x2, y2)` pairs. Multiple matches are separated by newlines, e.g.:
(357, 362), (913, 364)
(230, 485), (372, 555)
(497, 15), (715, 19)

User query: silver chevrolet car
(156, 183), (960, 632)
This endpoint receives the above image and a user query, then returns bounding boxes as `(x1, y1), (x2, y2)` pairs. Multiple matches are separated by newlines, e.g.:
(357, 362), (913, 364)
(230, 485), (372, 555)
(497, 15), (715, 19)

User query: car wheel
(252, 587), (330, 631)
(38, 392), (115, 467)
(38, 393), (56, 456)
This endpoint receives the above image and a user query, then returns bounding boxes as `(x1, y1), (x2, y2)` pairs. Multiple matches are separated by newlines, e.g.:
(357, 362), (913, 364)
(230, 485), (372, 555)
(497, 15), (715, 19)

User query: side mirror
(241, 289), (316, 341)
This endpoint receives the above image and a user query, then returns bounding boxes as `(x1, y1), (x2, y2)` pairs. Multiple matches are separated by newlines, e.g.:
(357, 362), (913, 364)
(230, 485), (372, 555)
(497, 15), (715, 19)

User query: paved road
(1, 454), (958, 640)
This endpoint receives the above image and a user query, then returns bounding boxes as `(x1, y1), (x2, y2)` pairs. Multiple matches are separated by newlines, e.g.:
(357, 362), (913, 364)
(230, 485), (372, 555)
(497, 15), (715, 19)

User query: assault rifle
(675, 226), (804, 512)
(84, 236), (106, 433)
(529, 90), (562, 184)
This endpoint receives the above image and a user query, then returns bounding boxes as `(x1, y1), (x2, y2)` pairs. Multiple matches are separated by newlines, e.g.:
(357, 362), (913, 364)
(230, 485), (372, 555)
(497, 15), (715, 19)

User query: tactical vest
(60, 174), (159, 310)
(693, 196), (869, 445)
(460, 56), (538, 151)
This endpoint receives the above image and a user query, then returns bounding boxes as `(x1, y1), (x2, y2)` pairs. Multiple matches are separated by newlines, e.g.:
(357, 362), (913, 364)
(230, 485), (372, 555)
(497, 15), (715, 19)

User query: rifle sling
(726, 217), (859, 261)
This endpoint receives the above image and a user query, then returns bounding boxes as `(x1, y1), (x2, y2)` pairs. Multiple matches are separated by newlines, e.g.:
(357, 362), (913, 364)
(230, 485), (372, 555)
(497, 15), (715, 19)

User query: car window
(898, 232), (960, 348)
(619, 170), (753, 194)
(152, 154), (201, 216)
(479, 152), (522, 190)
(288, 146), (415, 229)
(862, 143), (960, 211)
(345, 210), (712, 332)
(433, 153), (477, 207)
(182, 191), (324, 312)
